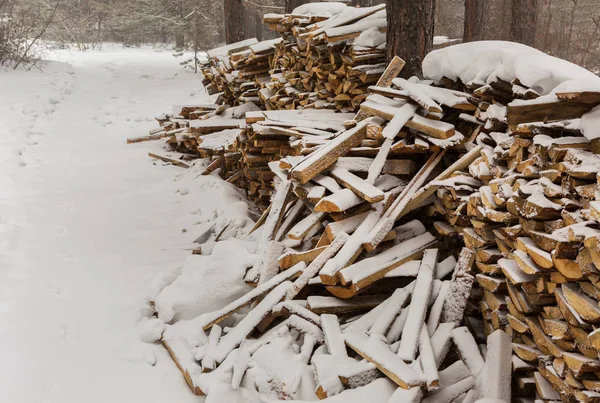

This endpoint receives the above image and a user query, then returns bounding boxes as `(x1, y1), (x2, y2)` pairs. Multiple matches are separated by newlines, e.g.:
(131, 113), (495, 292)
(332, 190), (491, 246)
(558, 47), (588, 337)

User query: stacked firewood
(264, 4), (387, 112)
(428, 91), (600, 401)
(234, 109), (354, 209)
(201, 38), (282, 108)
(154, 59), (513, 402)
(199, 4), (388, 112)
(147, 46), (600, 402)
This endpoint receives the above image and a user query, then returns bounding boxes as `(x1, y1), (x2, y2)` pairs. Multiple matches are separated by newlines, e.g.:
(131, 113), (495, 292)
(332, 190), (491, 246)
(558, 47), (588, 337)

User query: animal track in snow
(60, 324), (78, 344)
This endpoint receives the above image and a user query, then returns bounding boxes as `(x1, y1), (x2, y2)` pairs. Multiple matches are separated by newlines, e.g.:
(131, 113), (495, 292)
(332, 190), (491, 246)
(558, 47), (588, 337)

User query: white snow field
(0, 45), (239, 402)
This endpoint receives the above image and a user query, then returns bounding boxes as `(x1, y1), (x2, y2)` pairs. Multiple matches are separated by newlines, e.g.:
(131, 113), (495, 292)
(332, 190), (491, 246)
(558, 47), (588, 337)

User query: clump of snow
(353, 27), (386, 48)
(423, 41), (600, 95)
(293, 2), (347, 16)
(138, 318), (166, 343)
(582, 105), (600, 141)
(154, 239), (256, 322)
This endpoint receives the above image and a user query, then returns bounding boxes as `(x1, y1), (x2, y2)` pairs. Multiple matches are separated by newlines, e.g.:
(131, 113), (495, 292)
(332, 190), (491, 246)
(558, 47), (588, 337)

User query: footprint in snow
(47, 284), (67, 298)
(60, 324), (78, 344)
(54, 225), (67, 235)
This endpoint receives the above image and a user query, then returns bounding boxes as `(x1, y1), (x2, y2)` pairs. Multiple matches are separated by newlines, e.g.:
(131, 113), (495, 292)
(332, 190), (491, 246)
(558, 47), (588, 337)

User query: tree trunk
(176, 33), (185, 48)
(463, 0), (485, 42)
(386, 0), (436, 78)
(285, 0), (310, 14)
(243, 5), (262, 41)
(224, 0), (245, 44)
(510, 0), (537, 46)
(351, 0), (385, 5)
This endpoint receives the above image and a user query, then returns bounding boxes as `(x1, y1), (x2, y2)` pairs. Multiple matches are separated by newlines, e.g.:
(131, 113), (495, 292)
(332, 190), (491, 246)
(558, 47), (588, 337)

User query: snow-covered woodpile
(136, 12), (600, 402)
(200, 3), (388, 112)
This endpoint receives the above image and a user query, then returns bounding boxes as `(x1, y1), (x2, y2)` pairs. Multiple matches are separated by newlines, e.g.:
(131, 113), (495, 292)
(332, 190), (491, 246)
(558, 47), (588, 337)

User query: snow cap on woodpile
(292, 2), (347, 17)
(423, 41), (600, 96)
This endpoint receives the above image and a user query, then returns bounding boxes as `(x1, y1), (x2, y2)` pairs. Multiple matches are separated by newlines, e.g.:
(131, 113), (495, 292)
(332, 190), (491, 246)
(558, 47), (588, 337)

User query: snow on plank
(287, 211), (326, 240)
(381, 103), (419, 139)
(200, 263), (303, 331)
(438, 360), (472, 389)
(344, 332), (426, 389)
(213, 281), (293, 363)
(277, 245), (327, 269)
(272, 300), (320, 325)
(314, 188), (364, 213)
(482, 330), (512, 402)
(325, 211), (369, 240)
(245, 180), (292, 284)
(451, 326), (485, 376)
(397, 249), (437, 362)
(321, 314), (348, 358)
(430, 322), (457, 367)
(330, 167), (385, 203)
(359, 100), (455, 138)
(288, 232), (349, 299)
(393, 77), (443, 113)
(207, 38), (259, 58)
(318, 199), (389, 285)
(365, 151), (445, 250)
(366, 138), (393, 184)
(426, 280), (451, 335)
(291, 121), (369, 184)
(338, 232), (437, 295)
(419, 326), (440, 390)
(369, 288), (409, 336)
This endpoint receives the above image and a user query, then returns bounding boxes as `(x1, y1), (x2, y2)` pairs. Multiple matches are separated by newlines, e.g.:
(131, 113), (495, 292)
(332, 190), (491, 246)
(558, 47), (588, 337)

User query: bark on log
(385, 0), (436, 78)
(225, 0), (246, 44)
(463, 0), (485, 42)
(510, 0), (537, 46)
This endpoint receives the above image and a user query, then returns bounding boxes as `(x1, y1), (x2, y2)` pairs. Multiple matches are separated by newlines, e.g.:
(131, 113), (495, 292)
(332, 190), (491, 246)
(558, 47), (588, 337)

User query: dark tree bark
(351, 0), (386, 6)
(224, 0), (245, 44)
(510, 0), (537, 46)
(175, 33), (185, 48)
(386, 0), (436, 78)
(243, 5), (262, 41)
(285, 0), (310, 14)
(463, 0), (485, 42)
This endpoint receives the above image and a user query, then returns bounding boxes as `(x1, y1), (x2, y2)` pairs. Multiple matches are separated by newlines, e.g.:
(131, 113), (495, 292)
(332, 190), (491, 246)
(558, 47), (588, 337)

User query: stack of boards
(200, 4), (388, 112)
(132, 4), (600, 403)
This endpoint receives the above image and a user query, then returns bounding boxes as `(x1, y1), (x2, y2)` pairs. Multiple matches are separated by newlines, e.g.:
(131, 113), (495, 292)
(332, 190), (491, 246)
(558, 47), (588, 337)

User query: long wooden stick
(148, 153), (190, 168)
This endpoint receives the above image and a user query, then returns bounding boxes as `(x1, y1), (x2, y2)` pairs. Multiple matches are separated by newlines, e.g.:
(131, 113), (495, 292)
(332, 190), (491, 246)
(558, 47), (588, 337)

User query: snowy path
(0, 47), (209, 402)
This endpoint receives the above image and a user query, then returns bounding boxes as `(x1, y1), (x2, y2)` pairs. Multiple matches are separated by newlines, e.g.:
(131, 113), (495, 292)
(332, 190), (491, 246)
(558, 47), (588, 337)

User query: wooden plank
(201, 156), (225, 175)
(330, 167), (385, 203)
(344, 333), (426, 389)
(397, 249), (437, 362)
(365, 151), (445, 250)
(354, 56), (406, 121)
(291, 121), (368, 184)
(507, 99), (597, 126)
(277, 246), (327, 269)
(400, 145), (483, 217)
(148, 152), (190, 168)
(321, 314), (348, 358)
(200, 263), (303, 330)
(483, 329), (512, 401)
(213, 281), (292, 363)
(127, 132), (167, 143)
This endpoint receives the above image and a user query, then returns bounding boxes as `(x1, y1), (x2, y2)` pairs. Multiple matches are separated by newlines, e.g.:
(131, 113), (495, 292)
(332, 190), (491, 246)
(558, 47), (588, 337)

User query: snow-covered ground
(0, 45), (231, 402)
